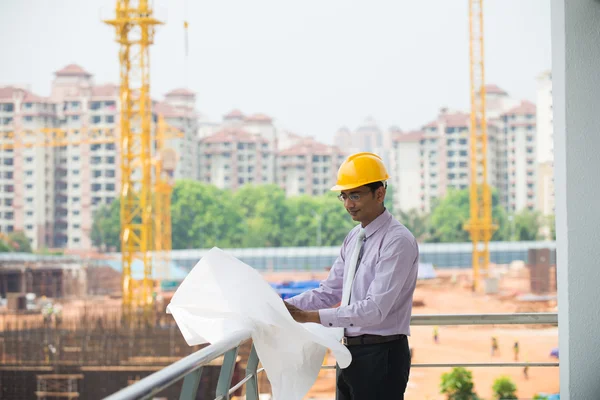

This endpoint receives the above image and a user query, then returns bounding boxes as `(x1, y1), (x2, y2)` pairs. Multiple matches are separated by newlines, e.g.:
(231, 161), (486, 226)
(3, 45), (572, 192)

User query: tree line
(90, 180), (556, 252)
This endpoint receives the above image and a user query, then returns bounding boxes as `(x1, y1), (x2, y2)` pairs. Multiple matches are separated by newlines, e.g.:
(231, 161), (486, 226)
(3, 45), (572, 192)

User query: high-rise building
(198, 127), (274, 190)
(154, 88), (199, 181)
(500, 100), (537, 213)
(278, 137), (346, 197)
(389, 84), (537, 215)
(536, 71), (555, 217)
(0, 64), (198, 250)
(390, 131), (423, 212)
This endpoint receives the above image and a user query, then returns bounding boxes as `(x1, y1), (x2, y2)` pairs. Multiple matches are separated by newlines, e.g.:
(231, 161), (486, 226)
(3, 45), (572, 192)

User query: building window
(106, 115), (115, 124)
(106, 156), (115, 163)
(72, 197), (80, 202)
(92, 197), (102, 205)
(106, 170), (115, 177)
(26, 224), (33, 230)
(91, 156), (101, 164)
(73, 238), (80, 243)
(73, 224), (80, 229)
(92, 184), (102, 192)
(106, 183), (115, 191)
(93, 170), (102, 178)
(91, 144), (102, 151)
(90, 101), (102, 110)
(91, 116), (101, 124)
(106, 143), (115, 150)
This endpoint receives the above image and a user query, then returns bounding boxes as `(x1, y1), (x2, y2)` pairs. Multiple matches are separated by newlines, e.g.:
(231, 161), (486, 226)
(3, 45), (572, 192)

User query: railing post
(245, 344), (260, 400)
(178, 367), (203, 400)
(215, 347), (239, 400)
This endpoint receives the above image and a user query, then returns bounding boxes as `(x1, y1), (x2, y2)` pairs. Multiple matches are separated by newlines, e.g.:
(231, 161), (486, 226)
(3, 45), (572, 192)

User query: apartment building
(501, 100), (537, 213)
(154, 88), (199, 181)
(278, 137), (346, 197)
(0, 64), (198, 250)
(389, 84), (535, 215)
(198, 127), (274, 190)
(0, 87), (60, 249)
(333, 117), (390, 164)
(536, 71), (555, 216)
(389, 131), (423, 212)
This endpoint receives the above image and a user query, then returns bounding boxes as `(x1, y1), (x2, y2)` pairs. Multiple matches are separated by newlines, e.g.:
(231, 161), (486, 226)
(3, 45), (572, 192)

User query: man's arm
(284, 244), (347, 311)
(318, 235), (418, 328)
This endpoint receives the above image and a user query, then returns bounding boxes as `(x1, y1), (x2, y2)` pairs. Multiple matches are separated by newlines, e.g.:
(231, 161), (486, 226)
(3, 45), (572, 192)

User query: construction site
(0, 246), (559, 399)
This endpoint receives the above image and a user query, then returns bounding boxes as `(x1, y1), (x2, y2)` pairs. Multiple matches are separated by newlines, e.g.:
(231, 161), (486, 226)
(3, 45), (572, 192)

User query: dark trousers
(336, 335), (411, 400)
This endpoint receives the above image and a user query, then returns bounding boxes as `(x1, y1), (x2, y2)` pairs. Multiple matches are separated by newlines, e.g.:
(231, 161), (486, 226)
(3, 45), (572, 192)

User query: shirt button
(350, 324), (354, 327)
(328, 323), (332, 326)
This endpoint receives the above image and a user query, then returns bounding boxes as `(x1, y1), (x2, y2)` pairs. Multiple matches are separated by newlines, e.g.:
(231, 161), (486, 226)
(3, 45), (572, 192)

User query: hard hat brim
(330, 177), (388, 192)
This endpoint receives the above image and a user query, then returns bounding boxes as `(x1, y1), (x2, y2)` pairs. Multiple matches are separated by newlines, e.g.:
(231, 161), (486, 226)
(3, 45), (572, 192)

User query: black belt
(342, 334), (405, 346)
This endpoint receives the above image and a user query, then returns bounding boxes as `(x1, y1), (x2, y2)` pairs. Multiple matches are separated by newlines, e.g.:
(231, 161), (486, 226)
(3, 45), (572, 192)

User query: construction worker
(491, 336), (499, 356)
(513, 340), (520, 361)
(523, 360), (529, 380)
(285, 152), (419, 400)
(433, 326), (439, 344)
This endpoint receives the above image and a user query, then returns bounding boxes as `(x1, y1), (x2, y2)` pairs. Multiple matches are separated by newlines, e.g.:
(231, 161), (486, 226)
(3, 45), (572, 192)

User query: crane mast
(105, 0), (162, 321)
(465, 0), (497, 291)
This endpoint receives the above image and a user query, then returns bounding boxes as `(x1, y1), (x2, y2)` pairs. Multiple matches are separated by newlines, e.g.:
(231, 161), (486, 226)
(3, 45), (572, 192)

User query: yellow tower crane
(464, 0), (497, 291)
(104, 0), (162, 321)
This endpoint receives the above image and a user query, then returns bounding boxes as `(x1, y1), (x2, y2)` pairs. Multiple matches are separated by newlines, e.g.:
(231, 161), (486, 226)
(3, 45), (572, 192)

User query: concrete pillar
(552, 0), (600, 397)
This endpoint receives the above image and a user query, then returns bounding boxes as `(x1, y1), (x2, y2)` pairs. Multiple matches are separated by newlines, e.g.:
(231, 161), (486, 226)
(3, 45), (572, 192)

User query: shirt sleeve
(284, 240), (347, 311)
(318, 235), (417, 328)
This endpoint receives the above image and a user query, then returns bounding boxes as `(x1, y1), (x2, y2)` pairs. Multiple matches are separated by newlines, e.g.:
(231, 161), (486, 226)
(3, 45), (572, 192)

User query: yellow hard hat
(331, 152), (389, 191)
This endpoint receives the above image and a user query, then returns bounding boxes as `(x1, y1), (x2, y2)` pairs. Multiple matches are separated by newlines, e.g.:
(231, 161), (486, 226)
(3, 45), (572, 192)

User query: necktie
(334, 228), (366, 340)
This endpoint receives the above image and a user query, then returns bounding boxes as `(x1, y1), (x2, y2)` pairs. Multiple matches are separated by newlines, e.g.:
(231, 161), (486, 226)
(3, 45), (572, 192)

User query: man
(284, 152), (419, 400)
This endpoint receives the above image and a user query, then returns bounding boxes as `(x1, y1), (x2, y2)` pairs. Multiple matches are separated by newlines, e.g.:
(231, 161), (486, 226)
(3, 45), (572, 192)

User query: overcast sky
(0, 0), (551, 144)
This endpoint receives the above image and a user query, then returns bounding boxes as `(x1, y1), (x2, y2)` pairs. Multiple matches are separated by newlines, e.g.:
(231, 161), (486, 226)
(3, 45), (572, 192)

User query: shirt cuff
(319, 308), (338, 328)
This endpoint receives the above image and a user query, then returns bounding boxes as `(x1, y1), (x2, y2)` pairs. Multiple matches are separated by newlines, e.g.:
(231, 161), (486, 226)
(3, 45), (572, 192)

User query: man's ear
(377, 186), (386, 203)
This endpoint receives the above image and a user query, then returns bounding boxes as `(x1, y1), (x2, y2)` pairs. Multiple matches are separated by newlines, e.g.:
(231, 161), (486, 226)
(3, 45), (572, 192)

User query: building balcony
(104, 313), (559, 400)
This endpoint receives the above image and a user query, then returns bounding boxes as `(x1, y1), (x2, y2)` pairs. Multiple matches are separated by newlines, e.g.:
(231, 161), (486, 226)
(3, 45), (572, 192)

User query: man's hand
(284, 301), (321, 324)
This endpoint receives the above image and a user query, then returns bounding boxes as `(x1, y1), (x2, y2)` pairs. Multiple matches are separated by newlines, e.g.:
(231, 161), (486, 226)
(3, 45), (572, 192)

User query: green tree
(428, 188), (508, 243)
(233, 184), (289, 247)
(91, 198), (121, 251)
(513, 209), (542, 241)
(0, 239), (12, 252)
(171, 180), (245, 249)
(397, 208), (430, 241)
(440, 367), (479, 400)
(492, 376), (518, 399)
(7, 231), (32, 253)
(546, 214), (556, 240)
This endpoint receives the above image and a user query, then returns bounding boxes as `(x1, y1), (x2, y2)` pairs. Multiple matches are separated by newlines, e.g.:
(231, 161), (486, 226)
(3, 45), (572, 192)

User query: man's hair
(365, 181), (387, 193)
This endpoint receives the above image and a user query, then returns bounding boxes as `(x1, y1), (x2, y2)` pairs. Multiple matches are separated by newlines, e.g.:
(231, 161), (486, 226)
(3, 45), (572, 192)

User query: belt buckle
(341, 337), (348, 346)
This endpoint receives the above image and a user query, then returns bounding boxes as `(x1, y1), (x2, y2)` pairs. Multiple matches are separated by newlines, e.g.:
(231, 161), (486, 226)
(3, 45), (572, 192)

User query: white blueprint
(166, 247), (352, 400)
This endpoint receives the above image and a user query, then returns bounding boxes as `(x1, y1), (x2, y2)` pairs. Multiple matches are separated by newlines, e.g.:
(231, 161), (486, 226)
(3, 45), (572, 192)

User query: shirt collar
(363, 208), (392, 239)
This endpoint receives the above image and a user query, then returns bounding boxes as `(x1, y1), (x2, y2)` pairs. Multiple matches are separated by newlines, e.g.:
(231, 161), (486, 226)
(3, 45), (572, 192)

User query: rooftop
(55, 64), (92, 77)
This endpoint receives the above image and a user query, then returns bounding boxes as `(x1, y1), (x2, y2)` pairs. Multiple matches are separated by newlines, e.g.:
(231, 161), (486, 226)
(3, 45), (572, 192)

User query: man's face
(338, 185), (384, 223)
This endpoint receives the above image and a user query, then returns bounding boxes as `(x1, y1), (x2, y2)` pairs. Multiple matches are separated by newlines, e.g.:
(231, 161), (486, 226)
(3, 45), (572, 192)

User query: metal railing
(104, 313), (559, 400)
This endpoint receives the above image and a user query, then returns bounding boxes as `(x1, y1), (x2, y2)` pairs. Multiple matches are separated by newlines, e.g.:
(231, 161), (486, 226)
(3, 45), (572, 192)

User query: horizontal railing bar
(410, 362), (559, 368)
(226, 368), (265, 396)
(411, 312), (558, 326)
(103, 330), (251, 400)
(322, 362), (558, 369)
